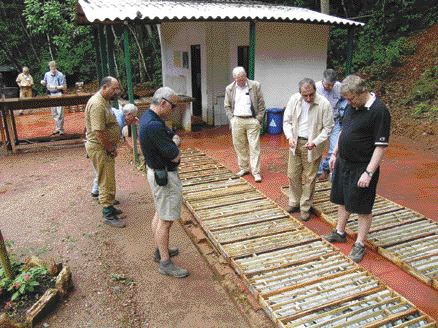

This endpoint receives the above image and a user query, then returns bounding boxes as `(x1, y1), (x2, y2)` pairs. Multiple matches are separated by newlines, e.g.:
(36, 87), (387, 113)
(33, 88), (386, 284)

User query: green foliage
(405, 66), (438, 105)
(7, 266), (48, 302)
(23, 0), (96, 84)
(328, 0), (438, 78)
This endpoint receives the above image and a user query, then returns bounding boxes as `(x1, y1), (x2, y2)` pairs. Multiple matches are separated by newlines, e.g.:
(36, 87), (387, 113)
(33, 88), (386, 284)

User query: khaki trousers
(86, 146), (116, 208)
(231, 117), (261, 175)
(287, 139), (321, 213)
(19, 87), (32, 98)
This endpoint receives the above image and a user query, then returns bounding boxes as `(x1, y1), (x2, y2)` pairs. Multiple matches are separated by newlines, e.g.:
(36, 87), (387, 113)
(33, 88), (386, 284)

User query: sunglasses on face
(162, 97), (177, 109)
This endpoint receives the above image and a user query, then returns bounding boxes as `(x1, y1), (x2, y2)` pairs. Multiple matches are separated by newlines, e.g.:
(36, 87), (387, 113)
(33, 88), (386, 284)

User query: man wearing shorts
(325, 75), (391, 263)
(139, 87), (188, 278)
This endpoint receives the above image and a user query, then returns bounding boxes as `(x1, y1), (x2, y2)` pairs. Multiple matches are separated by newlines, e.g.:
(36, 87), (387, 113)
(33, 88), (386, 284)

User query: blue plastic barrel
(266, 108), (284, 135)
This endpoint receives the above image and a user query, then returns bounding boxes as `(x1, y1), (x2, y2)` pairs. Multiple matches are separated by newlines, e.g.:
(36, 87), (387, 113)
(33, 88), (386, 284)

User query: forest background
(1, 0), (437, 136)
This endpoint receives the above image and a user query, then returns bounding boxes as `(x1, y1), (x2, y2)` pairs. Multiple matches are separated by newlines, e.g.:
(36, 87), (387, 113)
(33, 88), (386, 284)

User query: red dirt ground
(3, 107), (438, 324)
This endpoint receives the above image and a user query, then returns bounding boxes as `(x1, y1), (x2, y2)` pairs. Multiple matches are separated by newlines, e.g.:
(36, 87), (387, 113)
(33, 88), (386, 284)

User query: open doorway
(190, 45), (202, 117)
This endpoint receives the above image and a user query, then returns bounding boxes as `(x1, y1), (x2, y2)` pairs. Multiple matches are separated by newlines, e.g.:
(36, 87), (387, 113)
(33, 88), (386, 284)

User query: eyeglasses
(162, 97), (177, 109)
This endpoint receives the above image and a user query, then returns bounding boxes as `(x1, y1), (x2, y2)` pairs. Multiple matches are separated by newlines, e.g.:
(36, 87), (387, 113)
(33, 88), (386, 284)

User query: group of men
(283, 71), (390, 262)
(85, 66), (390, 280)
(225, 66), (390, 263)
(16, 61), (66, 134)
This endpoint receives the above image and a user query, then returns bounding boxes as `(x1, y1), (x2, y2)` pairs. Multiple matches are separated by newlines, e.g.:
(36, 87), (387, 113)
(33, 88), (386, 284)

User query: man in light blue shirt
(315, 69), (345, 180)
(41, 61), (66, 135)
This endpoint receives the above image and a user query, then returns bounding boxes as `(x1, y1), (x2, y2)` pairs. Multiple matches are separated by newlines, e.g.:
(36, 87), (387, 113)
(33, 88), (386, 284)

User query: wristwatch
(365, 170), (373, 178)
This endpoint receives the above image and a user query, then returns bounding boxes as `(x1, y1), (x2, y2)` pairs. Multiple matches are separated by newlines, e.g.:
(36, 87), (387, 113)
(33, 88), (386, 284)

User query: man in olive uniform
(85, 76), (124, 228)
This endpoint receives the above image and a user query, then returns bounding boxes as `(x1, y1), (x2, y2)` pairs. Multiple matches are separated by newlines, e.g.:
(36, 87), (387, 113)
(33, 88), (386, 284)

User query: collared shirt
(43, 70), (65, 94)
(297, 101), (310, 138)
(338, 95), (391, 163)
(139, 110), (180, 171)
(316, 80), (342, 119)
(85, 92), (120, 150)
(233, 83), (252, 117)
(364, 92), (376, 109)
(16, 73), (33, 87)
(111, 107), (126, 136)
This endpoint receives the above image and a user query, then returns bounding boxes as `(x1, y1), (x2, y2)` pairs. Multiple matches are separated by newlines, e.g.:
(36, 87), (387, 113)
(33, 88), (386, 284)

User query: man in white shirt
(283, 78), (334, 221)
(224, 67), (266, 182)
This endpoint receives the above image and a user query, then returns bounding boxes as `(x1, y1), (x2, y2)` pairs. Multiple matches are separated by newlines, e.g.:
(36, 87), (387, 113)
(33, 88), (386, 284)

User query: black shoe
(286, 205), (300, 213)
(113, 199), (120, 205)
(324, 229), (347, 243)
(103, 214), (126, 228)
(109, 206), (123, 215)
(153, 247), (179, 263)
(91, 192), (99, 199)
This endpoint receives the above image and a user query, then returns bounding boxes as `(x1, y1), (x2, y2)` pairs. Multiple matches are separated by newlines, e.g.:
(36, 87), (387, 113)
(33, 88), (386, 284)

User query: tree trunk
(0, 230), (14, 280)
(19, 18), (39, 62)
(128, 25), (151, 81)
(320, 0), (330, 14)
(46, 33), (54, 61)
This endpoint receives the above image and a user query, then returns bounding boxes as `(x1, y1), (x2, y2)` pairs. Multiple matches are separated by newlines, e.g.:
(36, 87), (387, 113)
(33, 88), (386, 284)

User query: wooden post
(123, 23), (139, 165)
(0, 230), (14, 279)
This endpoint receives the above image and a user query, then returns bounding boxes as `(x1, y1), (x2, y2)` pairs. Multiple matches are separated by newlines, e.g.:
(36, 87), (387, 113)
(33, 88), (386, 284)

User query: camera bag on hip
(154, 168), (168, 186)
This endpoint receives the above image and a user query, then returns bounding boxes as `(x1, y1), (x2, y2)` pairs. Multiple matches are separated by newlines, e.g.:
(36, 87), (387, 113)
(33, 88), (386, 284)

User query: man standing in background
(16, 66), (34, 115)
(41, 61), (66, 135)
(315, 69), (345, 181)
(224, 66), (266, 183)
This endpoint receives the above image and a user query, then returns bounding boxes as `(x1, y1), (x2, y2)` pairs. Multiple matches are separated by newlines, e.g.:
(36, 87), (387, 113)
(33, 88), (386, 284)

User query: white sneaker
(253, 174), (262, 183)
(236, 170), (249, 177)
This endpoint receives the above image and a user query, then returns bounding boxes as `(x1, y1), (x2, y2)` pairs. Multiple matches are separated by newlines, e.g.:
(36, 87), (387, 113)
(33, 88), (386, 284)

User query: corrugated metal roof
(77, 0), (364, 27)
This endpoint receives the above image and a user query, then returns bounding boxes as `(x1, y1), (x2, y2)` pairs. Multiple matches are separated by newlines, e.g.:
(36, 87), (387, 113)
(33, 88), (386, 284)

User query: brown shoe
(318, 170), (329, 182)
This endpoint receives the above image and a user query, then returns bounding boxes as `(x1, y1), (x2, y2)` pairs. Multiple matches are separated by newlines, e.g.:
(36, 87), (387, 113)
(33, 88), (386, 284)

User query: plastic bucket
(266, 108), (284, 135)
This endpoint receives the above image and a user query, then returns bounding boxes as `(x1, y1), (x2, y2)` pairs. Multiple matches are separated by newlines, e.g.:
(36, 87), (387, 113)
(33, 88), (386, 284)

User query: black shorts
(330, 157), (380, 215)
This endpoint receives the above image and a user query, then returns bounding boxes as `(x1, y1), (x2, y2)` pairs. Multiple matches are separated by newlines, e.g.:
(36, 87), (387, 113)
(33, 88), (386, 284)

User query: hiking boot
(324, 229), (347, 243)
(103, 215), (126, 228)
(109, 206), (123, 215)
(300, 211), (311, 222)
(153, 247), (179, 263)
(349, 243), (366, 263)
(236, 170), (249, 177)
(159, 260), (189, 278)
(286, 205), (300, 213)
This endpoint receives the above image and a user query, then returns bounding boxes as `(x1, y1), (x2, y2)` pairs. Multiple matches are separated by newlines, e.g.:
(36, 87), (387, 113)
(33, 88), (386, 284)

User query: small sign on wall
(173, 51), (189, 69)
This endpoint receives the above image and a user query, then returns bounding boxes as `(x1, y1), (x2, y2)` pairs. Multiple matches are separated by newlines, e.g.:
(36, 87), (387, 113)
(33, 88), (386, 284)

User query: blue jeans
(318, 121), (342, 174)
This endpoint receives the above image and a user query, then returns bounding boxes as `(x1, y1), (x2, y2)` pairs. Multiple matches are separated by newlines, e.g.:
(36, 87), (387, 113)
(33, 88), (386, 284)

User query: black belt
(235, 116), (253, 119)
(298, 136), (308, 140)
(149, 167), (177, 172)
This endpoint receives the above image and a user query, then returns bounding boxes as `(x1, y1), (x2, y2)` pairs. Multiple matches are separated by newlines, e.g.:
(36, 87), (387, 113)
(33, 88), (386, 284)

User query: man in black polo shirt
(324, 75), (391, 263)
(139, 87), (188, 278)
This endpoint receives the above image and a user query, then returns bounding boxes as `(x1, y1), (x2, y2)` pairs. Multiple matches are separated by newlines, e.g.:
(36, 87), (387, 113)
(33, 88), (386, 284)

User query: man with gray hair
(41, 61), (66, 135)
(315, 69), (346, 180)
(85, 76), (124, 228)
(224, 66), (265, 183)
(139, 87), (188, 278)
(283, 78), (334, 221)
(325, 75), (391, 263)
